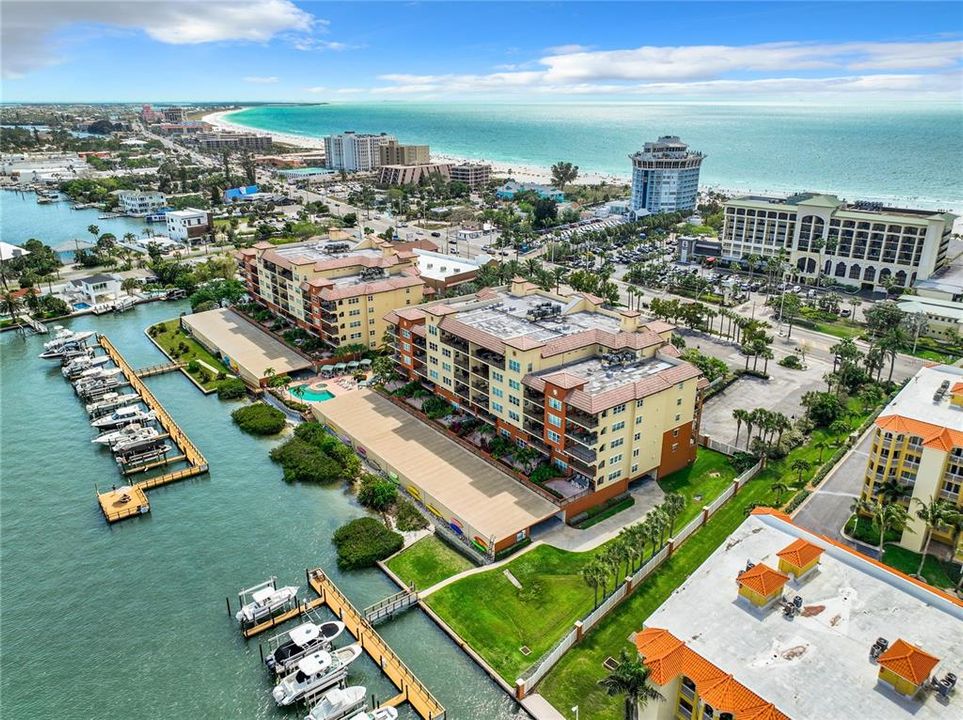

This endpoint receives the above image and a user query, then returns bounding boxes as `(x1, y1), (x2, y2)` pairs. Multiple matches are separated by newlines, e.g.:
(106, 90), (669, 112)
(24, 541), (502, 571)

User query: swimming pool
(291, 384), (335, 402)
(73, 303), (91, 310)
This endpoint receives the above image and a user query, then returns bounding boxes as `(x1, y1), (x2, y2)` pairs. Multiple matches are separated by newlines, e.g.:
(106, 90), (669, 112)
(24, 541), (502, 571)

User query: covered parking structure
(181, 308), (313, 386)
(312, 389), (560, 555)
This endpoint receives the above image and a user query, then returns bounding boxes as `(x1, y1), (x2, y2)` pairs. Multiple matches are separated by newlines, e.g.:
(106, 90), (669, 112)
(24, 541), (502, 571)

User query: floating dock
(95, 335), (209, 522)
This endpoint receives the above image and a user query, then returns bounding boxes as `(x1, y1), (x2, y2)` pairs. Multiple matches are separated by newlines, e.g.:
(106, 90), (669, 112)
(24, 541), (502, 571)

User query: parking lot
(686, 329), (834, 448)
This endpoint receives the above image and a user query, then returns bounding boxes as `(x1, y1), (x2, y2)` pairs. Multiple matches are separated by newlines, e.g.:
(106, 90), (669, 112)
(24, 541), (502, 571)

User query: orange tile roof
(951, 381), (963, 394)
(635, 628), (791, 718)
(877, 639), (940, 684)
(875, 414), (963, 451)
(776, 538), (824, 569)
(736, 563), (789, 596)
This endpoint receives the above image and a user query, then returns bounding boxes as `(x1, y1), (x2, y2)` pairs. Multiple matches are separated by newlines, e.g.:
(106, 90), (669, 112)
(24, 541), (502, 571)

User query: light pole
(572, 706), (579, 720)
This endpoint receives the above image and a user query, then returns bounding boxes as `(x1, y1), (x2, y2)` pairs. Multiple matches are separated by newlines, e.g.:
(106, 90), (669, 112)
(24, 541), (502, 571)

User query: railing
(699, 435), (741, 457)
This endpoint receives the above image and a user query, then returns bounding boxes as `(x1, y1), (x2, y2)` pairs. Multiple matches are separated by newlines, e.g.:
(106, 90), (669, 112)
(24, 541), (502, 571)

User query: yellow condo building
(860, 364), (963, 559)
(635, 509), (962, 720)
(384, 278), (706, 517)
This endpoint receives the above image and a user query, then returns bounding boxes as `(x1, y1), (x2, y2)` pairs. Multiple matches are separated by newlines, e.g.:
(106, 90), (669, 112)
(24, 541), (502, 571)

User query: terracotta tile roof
(394, 307), (427, 321)
(437, 317), (505, 353)
(503, 334), (544, 351)
(877, 639), (940, 684)
(736, 563), (789, 596)
(410, 324), (426, 337)
(540, 372), (588, 390)
(539, 328), (664, 359)
(951, 381), (963, 394)
(875, 414), (963, 451)
(635, 628), (790, 718)
(644, 320), (675, 334)
(776, 538), (824, 569)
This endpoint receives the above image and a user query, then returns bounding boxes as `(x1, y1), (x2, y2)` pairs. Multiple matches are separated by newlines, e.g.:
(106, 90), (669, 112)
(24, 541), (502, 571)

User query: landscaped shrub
(729, 451), (758, 473)
(216, 377), (247, 400)
(270, 423), (360, 482)
(187, 359), (201, 373)
(231, 402), (286, 435)
(332, 517), (403, 569)
(778, 354), (803, 369)
(357, 474), (398, 512)
(422, 395), (454, 420)
(395, 498), (429, 531)
(488, 435), (512, 458)
(394, 381), (422, 398)
(783, 489), (811, 513)
(529, 463), (561, 485)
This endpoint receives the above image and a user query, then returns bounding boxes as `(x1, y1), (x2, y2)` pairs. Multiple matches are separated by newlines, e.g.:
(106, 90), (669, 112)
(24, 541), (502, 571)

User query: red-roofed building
(382, 278), (704, 518)
(877, 639), (941, 695)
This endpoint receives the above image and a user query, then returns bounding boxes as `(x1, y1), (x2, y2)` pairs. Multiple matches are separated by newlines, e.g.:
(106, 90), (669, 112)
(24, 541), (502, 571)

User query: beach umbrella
(359, 358), (372, 366)
(334, 362), (347, 371)
(347, 360), (360, 369)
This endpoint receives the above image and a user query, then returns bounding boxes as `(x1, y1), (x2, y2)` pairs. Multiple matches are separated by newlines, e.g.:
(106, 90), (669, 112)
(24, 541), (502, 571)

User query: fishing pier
(95, 335), (208, 522)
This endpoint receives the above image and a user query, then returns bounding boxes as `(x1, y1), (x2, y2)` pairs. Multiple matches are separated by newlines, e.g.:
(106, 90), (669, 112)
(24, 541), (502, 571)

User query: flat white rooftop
(272, 240), (381, 263)
(457, 291), (621, 343)
(879, 364), (963, 431)
(646, 512), (963, 720)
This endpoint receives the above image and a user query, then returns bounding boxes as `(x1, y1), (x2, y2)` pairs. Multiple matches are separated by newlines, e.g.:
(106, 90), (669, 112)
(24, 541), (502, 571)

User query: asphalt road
(792, 427), (876, 553)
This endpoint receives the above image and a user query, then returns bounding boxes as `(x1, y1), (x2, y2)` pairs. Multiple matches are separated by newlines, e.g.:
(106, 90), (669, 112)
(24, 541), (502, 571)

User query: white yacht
(73, 366), (122, 383)
(305, 686), (367, 720)
(266, 620), (346, 676)
(75, 377), (124, 398)
(348, 708), (398, 720)
(62, 354), (110, 378)
(235, 585), (300, 624)
(272, 644), (363, 707)
(86, 393), (140, 416)
(92, 424), (158, 447)
(39, 329), (94, 358)
(91, 406), (154, 429)
(114, 441), (172, 463)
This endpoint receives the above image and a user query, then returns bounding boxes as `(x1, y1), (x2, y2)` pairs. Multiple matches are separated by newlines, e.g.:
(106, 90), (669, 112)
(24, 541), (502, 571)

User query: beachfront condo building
(115, 189), (167, 216)
(378, 140), (430, 166)
(192, 132), (272, 151)
(238, 235), (427, 350)
(323, 131), (396, 172)
(634, 508), (962, 720)
(378, 163), (453, 187)
(860, 364), (963, 560)
(449, 163), (492, 189)
(720, 194), (957, 291)
(162, 107), (187, 123)
(384, 279), (705, 517)
(629, 136), (704, 215)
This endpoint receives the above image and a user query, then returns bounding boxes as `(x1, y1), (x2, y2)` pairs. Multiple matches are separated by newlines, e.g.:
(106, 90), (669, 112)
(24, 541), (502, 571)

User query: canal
(0, 301), (527, 719)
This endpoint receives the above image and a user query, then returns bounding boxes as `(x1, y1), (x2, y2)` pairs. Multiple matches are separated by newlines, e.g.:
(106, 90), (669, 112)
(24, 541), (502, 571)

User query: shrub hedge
(395, 498), (429, 531)
(332, 517), (403, 569)
(231, 403), (286, 435)
(216, 378), (247, 400)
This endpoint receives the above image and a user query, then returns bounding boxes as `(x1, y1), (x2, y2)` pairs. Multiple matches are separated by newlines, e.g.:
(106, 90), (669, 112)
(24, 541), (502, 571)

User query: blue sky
(2, 1), (961, 103)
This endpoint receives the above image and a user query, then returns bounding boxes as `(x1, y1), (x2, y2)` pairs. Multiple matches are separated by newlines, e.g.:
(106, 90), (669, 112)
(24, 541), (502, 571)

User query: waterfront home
(165, 208), (211, 244)
(115, 189), (167, 216)
(69, 273), (122, 305)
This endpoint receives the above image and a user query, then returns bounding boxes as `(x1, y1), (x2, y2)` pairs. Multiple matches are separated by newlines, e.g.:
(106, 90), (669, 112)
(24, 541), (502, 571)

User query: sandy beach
(203, 108), (627, 187)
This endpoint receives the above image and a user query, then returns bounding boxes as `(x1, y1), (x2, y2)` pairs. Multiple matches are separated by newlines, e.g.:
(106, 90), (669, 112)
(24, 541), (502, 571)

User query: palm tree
(662, 493), (686, 536)
(868, 498), (911, 550)
(581, 562), (605, 608)
(879, 328), (906, 383)
(551, 266), (568, 294)
(87, 224), (100, 240)
(850, 497), (867, 536)
(120, 277), (139, 296)
(649, 507), (670, 546)
(770, 481), (795, 505)
(790, 458), (812, 485)
(912, 497), (960, 578)
(814, 441), (827, 463)
(0, 291), (24, 324)
(876, 477), (909, 505)
(598, 649), (664, 720)
(732, 409), (749, 448)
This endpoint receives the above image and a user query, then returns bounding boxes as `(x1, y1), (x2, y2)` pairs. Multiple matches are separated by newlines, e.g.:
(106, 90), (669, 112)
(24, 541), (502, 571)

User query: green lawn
(147, 320), (226, 391)
(881, 545), (961, 590)
(424, 450), (742, 683)
(537, 412), (871, 720)
(658, 449), (737, 528)
(386, 536), (474, 590)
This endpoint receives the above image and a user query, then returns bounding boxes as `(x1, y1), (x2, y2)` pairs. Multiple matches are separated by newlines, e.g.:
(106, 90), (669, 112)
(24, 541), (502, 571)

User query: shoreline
(204, 108), (963, 218)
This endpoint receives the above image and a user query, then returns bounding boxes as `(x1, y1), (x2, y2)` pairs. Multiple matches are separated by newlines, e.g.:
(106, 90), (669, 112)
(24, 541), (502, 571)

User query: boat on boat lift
(38, 328), (94, 358)
(92, 423), (158, 447)
(73, 366), (122, 383)
(86, 392), (140, 416)
(265, 621), (346, 676)
(305, 685), (367, 720)
(347, 709), (398, 720)
(75, 376), (124, 399)
(114, 441), (172, 465)
(236, 584), (300, 624)
(271, 644), (363, 707)
(91, 406), (155, 429)
(62, 354), (110, 378)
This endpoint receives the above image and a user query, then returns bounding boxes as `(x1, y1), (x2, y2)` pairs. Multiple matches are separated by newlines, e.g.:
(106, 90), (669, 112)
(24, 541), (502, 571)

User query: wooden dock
(134, 361), (186, 378)
(363, 587), (420, 625)
(308, 568), (446, 720)
(241, 596), (327, 639)
(95, 335), (209, 523)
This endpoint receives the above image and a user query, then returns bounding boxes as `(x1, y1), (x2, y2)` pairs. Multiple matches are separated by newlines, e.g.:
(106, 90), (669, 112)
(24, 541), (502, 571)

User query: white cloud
(244, 76), (279, 84)
(294, 39), (362, 52)
(371, 40), (963, 98)
(2, 0), (316, 78)
(545, 44), (592, 55)
(305, 86), (327, 93)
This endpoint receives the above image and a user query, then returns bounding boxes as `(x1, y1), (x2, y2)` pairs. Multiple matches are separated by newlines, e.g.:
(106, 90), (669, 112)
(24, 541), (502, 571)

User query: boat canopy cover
(298, 651), (332, 677)
(289, 623), (320, 647)
(251, 587), (279, 604)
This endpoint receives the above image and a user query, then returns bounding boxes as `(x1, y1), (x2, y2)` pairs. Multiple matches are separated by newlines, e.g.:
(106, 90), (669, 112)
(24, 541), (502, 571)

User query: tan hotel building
(860, 364), (963, 560)
(385, 279), (705, 516)
(237, 235), (429, 350)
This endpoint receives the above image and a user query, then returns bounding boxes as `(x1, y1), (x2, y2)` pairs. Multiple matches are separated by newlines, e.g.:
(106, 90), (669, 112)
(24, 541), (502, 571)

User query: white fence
(516, 459), (763, 696)
(701, 435), (742, 457)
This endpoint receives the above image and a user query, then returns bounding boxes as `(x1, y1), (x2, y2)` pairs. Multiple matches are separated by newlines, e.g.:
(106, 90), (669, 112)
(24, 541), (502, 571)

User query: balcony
(414, 349), (426, 360)
(566, 443), (597, 466)
(470, 364), (490, 379)
(440, 332), (469, 353)
(524, 387), (544, 403)
(413, 335), (426, 348)
(567, 408), (599, 429)
(455, 381), (471, 401)
(471, 379), (489, 393)
(472, 348), (505, 368)
(454, 367), (469, 382)
(471, 394), (489, 409)
(454, 355), (469, 370)
(566, 424), (598, 448)
(524, 416), (544, 436)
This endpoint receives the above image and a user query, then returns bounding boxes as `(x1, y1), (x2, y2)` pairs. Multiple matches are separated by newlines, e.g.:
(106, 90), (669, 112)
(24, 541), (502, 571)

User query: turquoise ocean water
(227, 103), (963, 212)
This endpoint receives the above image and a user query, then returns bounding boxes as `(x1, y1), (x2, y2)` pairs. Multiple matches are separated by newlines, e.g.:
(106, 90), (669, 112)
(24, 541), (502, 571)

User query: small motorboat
(91, 406), (154, 429)
(73, 366), (122, 383)
(347, 708), (398, 720)
(92, 424), (158, 447)
(266, 621), (346, 676)
(112, 434), (166, 453)
(41, 328), (93, 351)
(305, 685), (367, 720)
(86, 392), (140, 416)
(75, 377), (124, 399)
(39, 339), (91, 360)
(236, 585), (299, 624)
(114, 441), (172, 464)
(62, 354), (110, 378)
(272, 644), (363, 706)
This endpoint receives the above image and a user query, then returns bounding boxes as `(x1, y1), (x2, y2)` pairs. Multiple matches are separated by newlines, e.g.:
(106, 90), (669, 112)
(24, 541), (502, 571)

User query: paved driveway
(792, 426), (876, 554)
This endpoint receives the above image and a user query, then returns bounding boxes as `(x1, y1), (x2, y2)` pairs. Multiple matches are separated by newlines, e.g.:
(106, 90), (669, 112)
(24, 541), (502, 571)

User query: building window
(547, 430), (561, 443)
(492, 387), (504, 398)
(675, 414), (681, 422)
(548, 414), (562, 428)
(429, 342), (438, 351)
(633, 448), (640, 457)
(677, 398), (683, 406)
(509, 395), (520, 406)
(402, 342), (411, 352)
(672, 443), (679, 452)
(492, 371), (503, 382)
(430, 357), (438, 366)
(442, 362), (451, 372)
(428, 325), (438, 336)
(548, 397), (563, 411)
(673, 429), (679, 438)
(492, 402), (503, 413)
(403, 356), (412, 365)
(443, 377), (452, 386)
(612, 421), (625, 432)
(634, 432), (641, 441)
(635, 416), (643, 425)
(429, 369), (438, 379)
(509, 379), (521, 390)
(401, 329), (411, 338)
(607, 470), (622, 481)
(610, 453), (622, 464)
(442, 348), (452, 358)
(612, 403), (627, 414)
(508, 360), (521, 372)
(610, 438), (624, 449)
(509, 411), (520, 422)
